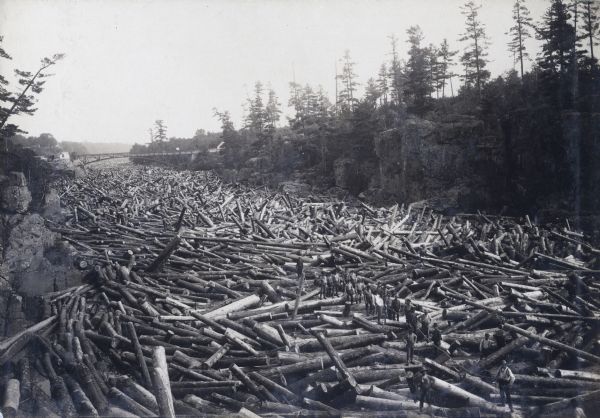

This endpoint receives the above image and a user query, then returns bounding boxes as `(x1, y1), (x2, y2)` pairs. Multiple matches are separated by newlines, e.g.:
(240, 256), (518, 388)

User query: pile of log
(2, 165), (600, 417)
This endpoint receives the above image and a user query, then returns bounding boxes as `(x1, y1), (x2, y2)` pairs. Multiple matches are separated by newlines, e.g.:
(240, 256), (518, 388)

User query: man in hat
(495, 360), (515, 412)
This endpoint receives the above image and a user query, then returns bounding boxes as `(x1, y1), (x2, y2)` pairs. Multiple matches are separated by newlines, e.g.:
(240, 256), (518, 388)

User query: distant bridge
(79, 150), (202, 166)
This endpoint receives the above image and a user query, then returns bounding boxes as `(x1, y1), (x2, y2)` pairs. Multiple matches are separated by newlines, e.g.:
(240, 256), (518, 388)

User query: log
(152, 346), (175, 418)
(503, 323), (600, 365)
(2, 379), (20, 417)
(428, 375), (506, 414)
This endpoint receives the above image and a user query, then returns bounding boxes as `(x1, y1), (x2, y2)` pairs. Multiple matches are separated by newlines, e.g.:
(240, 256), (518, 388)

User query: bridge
(78, 150), (202, 166)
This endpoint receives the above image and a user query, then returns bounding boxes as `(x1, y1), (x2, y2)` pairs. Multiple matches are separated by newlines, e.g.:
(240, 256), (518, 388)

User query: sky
(0, 0), (549, 144)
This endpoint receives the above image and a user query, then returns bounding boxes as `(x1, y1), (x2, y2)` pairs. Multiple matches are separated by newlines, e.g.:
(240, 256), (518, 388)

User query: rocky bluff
(0, 153), (84, 337)
(333, 115), (505, 211)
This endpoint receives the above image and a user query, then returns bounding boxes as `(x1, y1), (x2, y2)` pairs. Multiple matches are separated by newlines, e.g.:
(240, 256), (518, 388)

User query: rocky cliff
(332, 115), (506, 211)
(0, 150), (85, 336)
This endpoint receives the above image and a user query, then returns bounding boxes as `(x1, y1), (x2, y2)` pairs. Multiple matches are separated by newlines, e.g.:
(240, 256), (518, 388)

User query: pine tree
(537, 0), (579, 75)
(580, 0), (599, 62)
(288, 81), (304, 131)
(507, 0), (534, 77)
(337, 50), (359, 112)
(426, 44), (441, 98)
(213, 108), (242, 168)
(387, 35), (404, 106)
(376, 63), (389, 105)
(0, 36), (64, 139)
(153, 120), (167, 142)
(459, 1), (490, 96)
(264, 88), (281, 136)
(438, 39), (459, 97)
(364, 78), (380, 106)
(245, 81), (266, 133)
(404, 26), (432, 112)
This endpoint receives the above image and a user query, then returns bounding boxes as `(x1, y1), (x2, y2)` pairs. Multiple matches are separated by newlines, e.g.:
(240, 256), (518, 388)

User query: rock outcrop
(371, 116), (504, 210)
(0, 170), (84, 337)
(0, 172), (32, 213)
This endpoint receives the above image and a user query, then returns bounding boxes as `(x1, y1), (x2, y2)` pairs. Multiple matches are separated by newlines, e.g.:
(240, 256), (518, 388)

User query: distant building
(209, 141), (225, 153)
(56, 151), (70, 160)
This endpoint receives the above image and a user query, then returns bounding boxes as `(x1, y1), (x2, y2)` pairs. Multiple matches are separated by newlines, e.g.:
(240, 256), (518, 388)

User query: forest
(129, 0), (599, 222)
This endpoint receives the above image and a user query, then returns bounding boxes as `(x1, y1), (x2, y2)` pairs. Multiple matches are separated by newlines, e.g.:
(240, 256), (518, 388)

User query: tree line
(203, 0), (598, 172)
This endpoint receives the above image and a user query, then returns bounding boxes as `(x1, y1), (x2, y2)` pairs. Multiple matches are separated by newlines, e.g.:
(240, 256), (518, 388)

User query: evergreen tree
(438, 39), (459, 97)
(426, 43), (441, 98)
(337, 50), (359, 112)
(245, 81), (266, 133)
(153, 120), (167, 142)
(387, 35), (404, 106)
(0, 36), (64, 139)
(213, 108), (243, 168)
(376, 63), (389, 105)
(537, 0), (586, 107)
(538, 0), (577, 74)
(459, 1), (490, 96)
(264, 88), (281, 136)
(507, 0), (534, 77)
(404, 25), (432, 112)
(364, 78), (380, 106)
(288, 81), (304, 131)
(580, 0), (599, 62)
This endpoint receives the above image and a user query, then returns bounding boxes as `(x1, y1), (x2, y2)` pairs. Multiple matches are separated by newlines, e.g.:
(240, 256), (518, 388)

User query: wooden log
(147, 235), (181, 272)
(503, 323), (600, 365)
(478, 335), (529, 369)
(355, 395), (482, 417)
(115, 376), (159, 413)
(203, 294), (261, 319)
(152, 346), (175, 418)
(110, 386), (157, 417)
(554, 369), (600, 382)
(312, 331), (357, 391)
(428, 375), (506, 414)
(126, 321), (152, 388)
(530, 389), (600, 417)
(73, 363), (109, 413)
(203, 343), (231, 369)
(2, 379), (20, 417)
(248, 371), (300, 403)
(63, 374), (99, 417)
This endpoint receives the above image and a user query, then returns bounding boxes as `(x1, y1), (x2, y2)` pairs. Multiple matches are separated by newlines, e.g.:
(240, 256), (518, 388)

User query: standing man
(406, 329), (417, 364)
(374, 291), (384, 324)
(407, 307), (419, 334)
(364, 285), (372, 315)
(431, 323), (442, 348)
(391, 295), (401, 321)
(495, 360), (515, 412)
(383, 287), (391, 320)
(479, 333), (494, 359)
(356, 280), (364, 304)
(420, 313), (431, 341)
(345, 281), (355, 304)
(419, 370), (432, 412)
(494, 328), (507, 350)
(319, 274), (327, 300)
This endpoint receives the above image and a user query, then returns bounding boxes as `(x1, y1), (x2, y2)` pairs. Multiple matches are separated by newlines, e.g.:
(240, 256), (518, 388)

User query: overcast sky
(1, 0), (549, 144)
